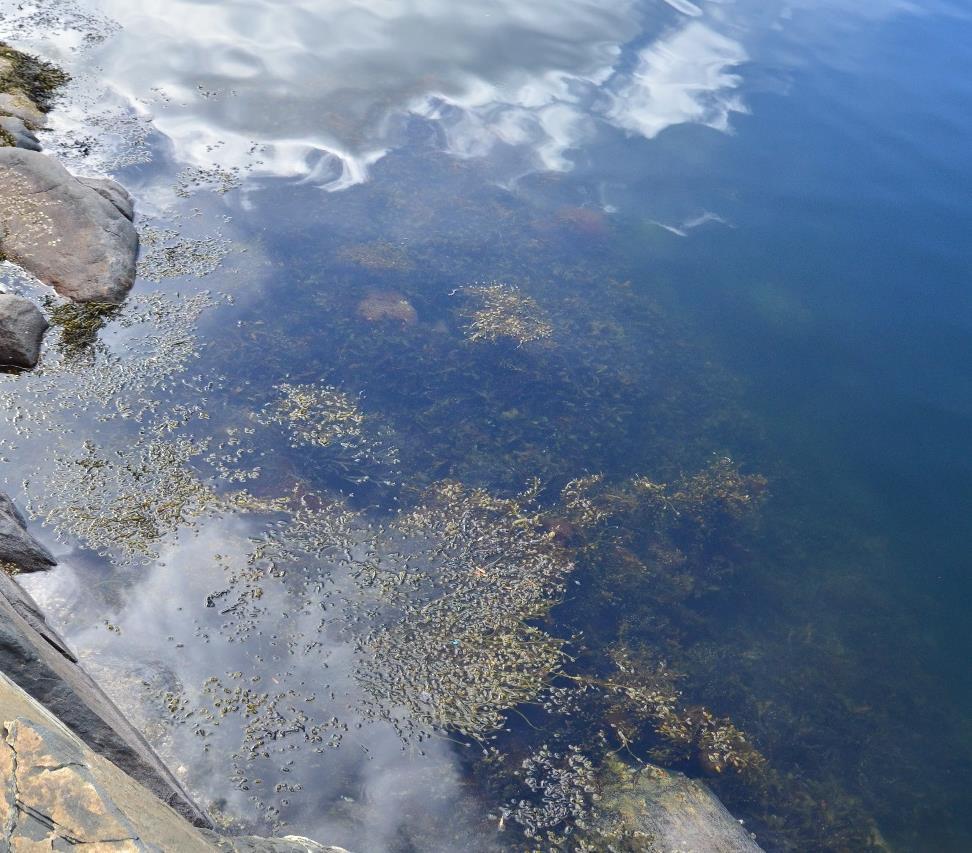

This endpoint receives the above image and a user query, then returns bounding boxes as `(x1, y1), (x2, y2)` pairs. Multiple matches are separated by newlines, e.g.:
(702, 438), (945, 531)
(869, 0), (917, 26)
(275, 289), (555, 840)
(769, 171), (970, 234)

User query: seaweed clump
(460, 283), (553, 345)
(0, 42), (70, 114)
(44, 299), (120, 357)
(256, 381), (401, 482)
(357, 480), (575, 738)
(32, 432), (220, 560)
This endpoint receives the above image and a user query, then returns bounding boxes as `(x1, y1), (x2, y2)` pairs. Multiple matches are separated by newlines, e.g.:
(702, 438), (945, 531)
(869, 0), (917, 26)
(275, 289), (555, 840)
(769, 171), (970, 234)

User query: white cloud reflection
(71, 0), (748, 188)
(22, 515), (496, 851)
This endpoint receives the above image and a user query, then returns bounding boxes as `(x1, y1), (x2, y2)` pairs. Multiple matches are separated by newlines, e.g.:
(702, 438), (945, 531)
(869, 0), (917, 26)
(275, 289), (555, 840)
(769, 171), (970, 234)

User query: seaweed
(0, 42), (70, 114)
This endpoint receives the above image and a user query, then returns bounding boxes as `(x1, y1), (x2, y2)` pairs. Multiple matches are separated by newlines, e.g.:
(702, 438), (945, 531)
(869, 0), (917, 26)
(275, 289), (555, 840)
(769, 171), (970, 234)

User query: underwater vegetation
(2, 137), (953, 852)
(460, 283), (554, 346)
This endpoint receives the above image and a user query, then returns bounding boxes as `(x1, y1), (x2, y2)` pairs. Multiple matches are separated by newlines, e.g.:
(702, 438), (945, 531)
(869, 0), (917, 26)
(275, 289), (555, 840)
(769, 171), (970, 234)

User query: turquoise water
(1, 0), (970, 850)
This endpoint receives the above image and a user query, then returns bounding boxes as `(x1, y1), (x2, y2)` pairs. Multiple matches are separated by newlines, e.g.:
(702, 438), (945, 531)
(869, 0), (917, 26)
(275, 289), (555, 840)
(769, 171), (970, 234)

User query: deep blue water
(1, 0), (971, 850)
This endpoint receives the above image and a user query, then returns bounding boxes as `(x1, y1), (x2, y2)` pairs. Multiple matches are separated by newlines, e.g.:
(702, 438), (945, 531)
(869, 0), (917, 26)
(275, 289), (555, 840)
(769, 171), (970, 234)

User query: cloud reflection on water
(84, 0), (748, 187)
(23, 514), (497, 851)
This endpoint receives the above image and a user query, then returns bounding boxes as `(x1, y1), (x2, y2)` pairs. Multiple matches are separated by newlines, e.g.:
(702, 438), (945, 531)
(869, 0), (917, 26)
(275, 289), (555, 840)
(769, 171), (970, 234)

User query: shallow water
(1, 0), (971, 850)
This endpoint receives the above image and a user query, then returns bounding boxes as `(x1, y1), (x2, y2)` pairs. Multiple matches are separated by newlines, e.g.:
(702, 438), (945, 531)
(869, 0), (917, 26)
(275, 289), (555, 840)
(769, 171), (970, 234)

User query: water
(1, 0), (971, 850)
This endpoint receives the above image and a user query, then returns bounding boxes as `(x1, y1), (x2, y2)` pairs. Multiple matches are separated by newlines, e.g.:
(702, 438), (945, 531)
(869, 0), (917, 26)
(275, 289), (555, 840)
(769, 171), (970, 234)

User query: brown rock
(0, 91), (46, 129)
(356, 290), (418, 326)
(596, 761), (763, 852)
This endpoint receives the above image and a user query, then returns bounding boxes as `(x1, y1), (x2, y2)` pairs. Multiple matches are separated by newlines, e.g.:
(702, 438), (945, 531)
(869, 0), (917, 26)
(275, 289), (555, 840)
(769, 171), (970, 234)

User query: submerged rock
(0, 149), (138, 303)
(0, 491), (55, 572)
(0, 115), (41, 151)
(356, 290), (418, 326)
(597, 762), (763, 852)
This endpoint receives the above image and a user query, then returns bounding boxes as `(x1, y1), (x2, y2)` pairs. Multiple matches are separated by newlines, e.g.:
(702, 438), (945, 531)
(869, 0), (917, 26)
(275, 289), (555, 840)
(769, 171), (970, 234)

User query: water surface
(1, 0), (970, 850)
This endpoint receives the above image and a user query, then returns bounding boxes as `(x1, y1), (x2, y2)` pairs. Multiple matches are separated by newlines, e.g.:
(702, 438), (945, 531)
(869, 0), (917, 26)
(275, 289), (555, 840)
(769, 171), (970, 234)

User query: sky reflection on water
(76, 0), (755, 187)
(2, 0), (972, 849)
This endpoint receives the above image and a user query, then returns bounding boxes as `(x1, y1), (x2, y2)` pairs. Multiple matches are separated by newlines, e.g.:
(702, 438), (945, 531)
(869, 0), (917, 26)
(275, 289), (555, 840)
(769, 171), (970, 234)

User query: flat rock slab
(0, 148), (138, 303)
(0, 491), (55, 573)
(0, 674), (350, 851)
(0, 293), (47, 368)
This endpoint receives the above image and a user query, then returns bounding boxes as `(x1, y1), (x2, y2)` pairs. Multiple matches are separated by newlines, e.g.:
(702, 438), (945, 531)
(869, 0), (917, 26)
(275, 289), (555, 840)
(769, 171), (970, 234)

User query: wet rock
(0, 90), (46, 128)
(0, 671), (217, 850)
(0, 491), (55, 573)
(596, 762), (763, 852)
(0, 293), (47, 369)
(0, 115), (41, 151)
(0, 560), (210, 826)
(78, 176), (136, 222)
(0, 148), (138, 303)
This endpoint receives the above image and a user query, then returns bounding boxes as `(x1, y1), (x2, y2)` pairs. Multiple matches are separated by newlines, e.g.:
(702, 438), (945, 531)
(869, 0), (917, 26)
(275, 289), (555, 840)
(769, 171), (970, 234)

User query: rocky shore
(0, 42), (138, 370)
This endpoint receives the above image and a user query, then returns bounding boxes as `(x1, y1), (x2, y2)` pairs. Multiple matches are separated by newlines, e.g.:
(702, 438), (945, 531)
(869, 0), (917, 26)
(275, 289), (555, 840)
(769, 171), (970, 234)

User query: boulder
(0, 115), (41, 151)
(0, 90), (46, 128)
(0, 148), (138, 303)
(596, 761), (763, 852)
(0, 491), (55, 573)
(0, 293), (47, 369)
(78, 176), (136, 222)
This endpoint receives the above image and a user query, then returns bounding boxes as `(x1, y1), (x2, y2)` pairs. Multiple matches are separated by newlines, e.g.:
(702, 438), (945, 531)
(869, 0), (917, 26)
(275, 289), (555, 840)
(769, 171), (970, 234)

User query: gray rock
(0, 674), (346, 851)
(78, 175), (136, 222)
(0, 115), (41, 151)
(596, 761), (763, 852)
(0, 90), (47, 128)
(0, 148), (138, 303)
(0, 564), (211, 827)
(0, 293), (47, 368)
(0, 491), (55, 573)
(0, 671), (217, 850)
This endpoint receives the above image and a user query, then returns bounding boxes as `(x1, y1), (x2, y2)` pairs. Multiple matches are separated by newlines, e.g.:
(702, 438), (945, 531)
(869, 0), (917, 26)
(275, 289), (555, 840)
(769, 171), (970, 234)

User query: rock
(596, 761), (763, 852)
(0, 674), (351, 850)
(0, 670), (217, 850)
(0, 115), (41, 151)
(0, 293), (47, 369)
(0, 492), (55, 573)
(78, 176), (136, 222)
(0, 148), (138, 303)
(0, 565), (210, 826)
(356, 290), (418, 326)
(0, 90), (46, 128)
